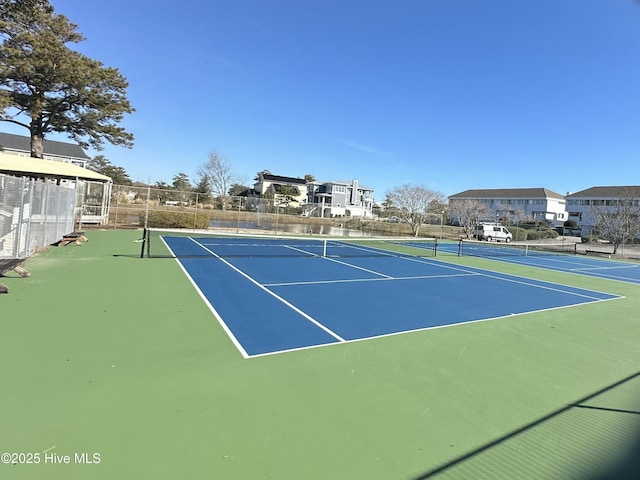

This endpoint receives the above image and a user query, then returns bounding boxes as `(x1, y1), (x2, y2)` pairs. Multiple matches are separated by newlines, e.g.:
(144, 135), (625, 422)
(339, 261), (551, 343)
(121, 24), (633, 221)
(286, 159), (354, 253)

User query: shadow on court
(411, 371), (640, 480)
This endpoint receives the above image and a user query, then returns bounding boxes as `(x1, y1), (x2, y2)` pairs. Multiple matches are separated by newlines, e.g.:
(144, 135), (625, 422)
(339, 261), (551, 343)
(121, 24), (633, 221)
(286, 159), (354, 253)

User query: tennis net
(458, 239), (578, 258)
(141, 228), (439, 259)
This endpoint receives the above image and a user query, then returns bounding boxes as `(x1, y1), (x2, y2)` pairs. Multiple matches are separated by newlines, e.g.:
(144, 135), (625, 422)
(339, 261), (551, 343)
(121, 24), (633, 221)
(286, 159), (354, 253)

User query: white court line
(164, 236), (623, 359)
(266, 247), (610, 300)
(306, 249), (613, 300)
(264, 273), (478, 287)
(284, 243), (394, 279)
(476, 271), (614, 300)
(186, 237), (347, 343)
(475, 255), (640, 285)
(380, 252), (623, 301)
(160, 237), (250, 358)
(321, 255), (394, 278)
(571, 264), (640, 272)
(247, 296), (622, 359)
(448, 246), (640, 285)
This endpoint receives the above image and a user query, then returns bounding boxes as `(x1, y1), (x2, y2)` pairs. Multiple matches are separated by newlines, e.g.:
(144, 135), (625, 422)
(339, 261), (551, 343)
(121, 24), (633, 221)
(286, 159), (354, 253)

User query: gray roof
(567, 186), (640, 198)
(262, 173), (306, 185)
(449, 188), (564, 200)
(0, 132), (90, 160)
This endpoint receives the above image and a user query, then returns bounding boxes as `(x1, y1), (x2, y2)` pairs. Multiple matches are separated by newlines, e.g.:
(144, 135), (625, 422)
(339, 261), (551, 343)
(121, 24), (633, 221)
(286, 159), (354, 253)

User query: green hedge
(526, 229), (559, 241)
(508, 226), (528, 242)
(140, 210), (210, 229)
(581, 234), (599, 244)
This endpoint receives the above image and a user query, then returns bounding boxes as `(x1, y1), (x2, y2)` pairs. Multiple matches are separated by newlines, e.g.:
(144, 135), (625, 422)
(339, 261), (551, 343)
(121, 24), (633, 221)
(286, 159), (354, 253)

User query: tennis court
(157, 232), (621, 357)
(438, 240), (640, 285)
(2, 230), (640, 480)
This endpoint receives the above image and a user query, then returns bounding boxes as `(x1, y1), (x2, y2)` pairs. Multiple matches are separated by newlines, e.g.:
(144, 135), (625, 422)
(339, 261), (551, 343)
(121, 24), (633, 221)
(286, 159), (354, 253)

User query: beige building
(252, 172), (307, 208)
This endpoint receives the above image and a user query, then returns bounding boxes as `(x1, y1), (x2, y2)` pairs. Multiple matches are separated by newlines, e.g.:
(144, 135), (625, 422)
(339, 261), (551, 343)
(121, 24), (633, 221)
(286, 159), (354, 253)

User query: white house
(306, 179), (374, 218)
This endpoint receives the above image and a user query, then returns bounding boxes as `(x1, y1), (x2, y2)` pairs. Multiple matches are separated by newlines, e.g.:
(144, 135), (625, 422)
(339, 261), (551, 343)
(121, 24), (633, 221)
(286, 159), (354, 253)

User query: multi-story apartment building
(449, 188), (568, 227)
(566, 186), (640, 235)
(306, 179), (374, 218)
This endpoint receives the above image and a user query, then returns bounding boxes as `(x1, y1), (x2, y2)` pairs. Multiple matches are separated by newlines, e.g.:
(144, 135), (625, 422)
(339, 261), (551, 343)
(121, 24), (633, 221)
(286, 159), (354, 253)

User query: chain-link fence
(106, 184), (440, 237)
(109, 184), (313, 231)
(0, 174), (75, 260)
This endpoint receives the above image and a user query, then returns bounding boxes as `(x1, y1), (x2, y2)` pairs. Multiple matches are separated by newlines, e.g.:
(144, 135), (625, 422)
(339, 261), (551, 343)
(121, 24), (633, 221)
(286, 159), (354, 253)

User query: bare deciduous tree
(385, 184), (446, 236)
(197, 151), (244, 210)
(587, 189), (640, 254)
(448, 199), (491, 239)
(508, 208), (528, 227)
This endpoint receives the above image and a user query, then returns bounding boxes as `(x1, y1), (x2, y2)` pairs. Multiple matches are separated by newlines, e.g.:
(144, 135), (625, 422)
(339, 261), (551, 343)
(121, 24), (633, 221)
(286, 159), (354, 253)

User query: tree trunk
(30, 123), (45, 158)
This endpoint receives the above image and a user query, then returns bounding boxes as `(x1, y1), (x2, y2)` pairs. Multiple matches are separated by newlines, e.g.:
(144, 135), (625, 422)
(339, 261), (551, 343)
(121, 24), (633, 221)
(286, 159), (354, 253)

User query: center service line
(187, 237), (347, 342)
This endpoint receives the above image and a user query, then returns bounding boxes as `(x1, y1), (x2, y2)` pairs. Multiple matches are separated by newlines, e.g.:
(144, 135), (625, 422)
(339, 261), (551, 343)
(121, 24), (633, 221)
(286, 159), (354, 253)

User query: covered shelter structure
(0, 152), (112, 225)
(1, 152), (112, 290)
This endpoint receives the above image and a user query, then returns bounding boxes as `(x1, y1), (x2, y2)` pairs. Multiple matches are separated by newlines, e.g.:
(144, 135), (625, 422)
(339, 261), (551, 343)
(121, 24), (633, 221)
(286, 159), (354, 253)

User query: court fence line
(0, 173), (76, 262)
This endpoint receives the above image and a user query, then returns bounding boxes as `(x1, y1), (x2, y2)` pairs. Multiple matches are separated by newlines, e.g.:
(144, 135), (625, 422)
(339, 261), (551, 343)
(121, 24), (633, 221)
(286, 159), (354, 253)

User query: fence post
(113, 184), (119, 229)
(193, 192), (199, 229)
(143, 185), (151, 229)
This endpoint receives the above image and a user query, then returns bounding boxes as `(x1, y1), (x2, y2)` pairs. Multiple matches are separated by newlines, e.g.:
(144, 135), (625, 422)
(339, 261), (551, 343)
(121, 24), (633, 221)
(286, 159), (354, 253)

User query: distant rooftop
(260, 173), (306, 184)
(0, 132), (90, 160)
(567, 186), (640, 197)
(449, 188), (564, 200)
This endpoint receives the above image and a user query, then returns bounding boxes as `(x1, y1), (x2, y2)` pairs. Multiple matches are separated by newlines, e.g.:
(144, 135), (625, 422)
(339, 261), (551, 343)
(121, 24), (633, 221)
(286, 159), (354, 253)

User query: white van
(475, 223), (512, 242)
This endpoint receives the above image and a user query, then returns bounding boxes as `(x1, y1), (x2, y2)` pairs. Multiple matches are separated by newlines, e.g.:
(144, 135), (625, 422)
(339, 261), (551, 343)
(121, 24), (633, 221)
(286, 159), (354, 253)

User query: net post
(145, 228), (151, 258)
(323, 239), (328, 257)
(457, 239), (463, 256)
(139, 228), (147, 258)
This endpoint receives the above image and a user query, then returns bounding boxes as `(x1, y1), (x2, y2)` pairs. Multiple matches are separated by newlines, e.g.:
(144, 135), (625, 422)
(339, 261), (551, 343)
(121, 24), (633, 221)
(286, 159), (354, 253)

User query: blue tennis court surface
(438, 241), (640, 285)
(164, 235), (622, 358)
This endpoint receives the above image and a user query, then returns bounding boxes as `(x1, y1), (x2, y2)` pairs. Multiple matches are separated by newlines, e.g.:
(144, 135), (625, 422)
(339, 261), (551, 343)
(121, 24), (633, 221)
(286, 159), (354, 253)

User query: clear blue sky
(12, 1), (640, 199)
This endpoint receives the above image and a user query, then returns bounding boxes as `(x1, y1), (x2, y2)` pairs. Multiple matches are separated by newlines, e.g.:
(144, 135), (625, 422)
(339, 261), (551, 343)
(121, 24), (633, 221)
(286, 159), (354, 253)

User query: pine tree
(0, 0), (134, 157)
